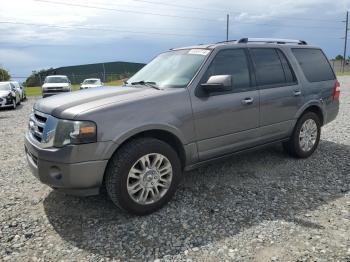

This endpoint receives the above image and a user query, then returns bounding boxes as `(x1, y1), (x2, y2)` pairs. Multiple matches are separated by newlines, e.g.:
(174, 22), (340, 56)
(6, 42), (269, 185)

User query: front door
(190, 48), (260, 161)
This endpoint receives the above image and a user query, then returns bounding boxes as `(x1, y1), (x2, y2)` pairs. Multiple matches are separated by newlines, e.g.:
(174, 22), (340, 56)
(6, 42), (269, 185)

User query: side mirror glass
(200, 75), (232, 93)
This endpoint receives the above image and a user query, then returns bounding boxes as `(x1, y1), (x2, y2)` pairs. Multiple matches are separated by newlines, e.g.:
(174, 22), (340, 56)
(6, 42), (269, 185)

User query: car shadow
(43, 140), (350, 260)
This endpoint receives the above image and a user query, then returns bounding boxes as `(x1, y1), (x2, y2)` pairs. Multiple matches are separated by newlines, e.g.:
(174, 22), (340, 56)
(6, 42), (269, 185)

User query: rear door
(249, 47), (302, 141)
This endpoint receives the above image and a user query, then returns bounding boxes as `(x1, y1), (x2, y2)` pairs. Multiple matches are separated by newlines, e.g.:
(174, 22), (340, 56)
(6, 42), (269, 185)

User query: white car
(42, 75), (71, 98)
(0, 82), (21, 109)
(10, 81), (25, 101)
(80, 78), (103, 89)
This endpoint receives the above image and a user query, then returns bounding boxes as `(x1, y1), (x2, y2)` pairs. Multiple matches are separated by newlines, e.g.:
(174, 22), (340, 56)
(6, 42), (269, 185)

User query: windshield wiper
(130, 81), (162, 90)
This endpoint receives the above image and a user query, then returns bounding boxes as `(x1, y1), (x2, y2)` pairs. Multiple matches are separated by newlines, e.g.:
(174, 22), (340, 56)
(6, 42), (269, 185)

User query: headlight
(53, 120), (97, 147)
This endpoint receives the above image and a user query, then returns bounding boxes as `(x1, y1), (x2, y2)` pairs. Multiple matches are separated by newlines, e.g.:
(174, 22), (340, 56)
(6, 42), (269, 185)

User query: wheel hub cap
(127, 153), (173, 205)
(299, 119), (317, 152)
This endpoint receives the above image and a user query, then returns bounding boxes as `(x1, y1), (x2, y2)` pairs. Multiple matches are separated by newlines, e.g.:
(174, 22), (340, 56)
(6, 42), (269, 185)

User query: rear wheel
(283, 112), (321, 158)
(105, 137), (182, 215)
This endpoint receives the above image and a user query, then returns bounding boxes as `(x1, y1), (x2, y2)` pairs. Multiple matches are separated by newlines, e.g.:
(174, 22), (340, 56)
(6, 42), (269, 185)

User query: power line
(33, 0), (343, 30)
(36, 0), (341, 23)
(34, 0), (220, 22)
(0, 21), (222, 38)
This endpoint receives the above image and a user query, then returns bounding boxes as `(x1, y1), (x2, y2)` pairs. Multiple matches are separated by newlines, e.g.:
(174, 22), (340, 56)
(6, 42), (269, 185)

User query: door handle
(241, 97), (254, 105)
(293, 90), (301, 96)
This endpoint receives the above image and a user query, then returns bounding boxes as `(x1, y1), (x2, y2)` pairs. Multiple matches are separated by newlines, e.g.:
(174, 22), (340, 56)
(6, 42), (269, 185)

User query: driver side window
(203, 49), (252, 92)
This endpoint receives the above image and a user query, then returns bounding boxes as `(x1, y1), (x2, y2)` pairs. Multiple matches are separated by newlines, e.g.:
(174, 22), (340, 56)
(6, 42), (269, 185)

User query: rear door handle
(241, 97), (254, 105)
(293, 90), (301, 96)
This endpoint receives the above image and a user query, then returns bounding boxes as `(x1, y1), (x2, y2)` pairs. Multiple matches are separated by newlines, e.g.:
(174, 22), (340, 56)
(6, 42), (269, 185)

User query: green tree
(335, 55), (344, 60)
(0, 68), (11, 81)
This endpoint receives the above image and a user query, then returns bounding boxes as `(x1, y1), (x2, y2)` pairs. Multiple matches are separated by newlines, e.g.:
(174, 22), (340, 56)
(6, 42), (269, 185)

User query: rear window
(292, 48), (335, 82)
(250, 48), (296, 87)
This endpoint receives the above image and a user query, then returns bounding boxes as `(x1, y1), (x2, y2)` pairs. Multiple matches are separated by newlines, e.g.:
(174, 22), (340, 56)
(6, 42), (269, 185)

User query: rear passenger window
(250, 48), (286, 86)
(203, 49), (251, 91)
(277, 49), (296, 84)
(292, 48), (335, 82)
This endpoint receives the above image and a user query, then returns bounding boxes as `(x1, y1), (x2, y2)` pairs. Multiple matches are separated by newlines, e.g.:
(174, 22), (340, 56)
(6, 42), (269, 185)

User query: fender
(112, 123), (187, 147)
(294, 99), (325, 120)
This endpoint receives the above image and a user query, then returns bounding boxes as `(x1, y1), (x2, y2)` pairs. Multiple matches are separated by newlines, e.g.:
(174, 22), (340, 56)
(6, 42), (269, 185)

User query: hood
(0, 90), (11, 97)
(42, 83), (70, 88)
(34, 86), (162, 119)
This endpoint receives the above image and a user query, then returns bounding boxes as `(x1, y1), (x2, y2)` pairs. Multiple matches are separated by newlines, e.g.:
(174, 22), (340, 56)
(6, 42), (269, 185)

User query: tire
(12, 98), (16, 110)
(105, 137), (182, 215)
(283, 112), (321, 158)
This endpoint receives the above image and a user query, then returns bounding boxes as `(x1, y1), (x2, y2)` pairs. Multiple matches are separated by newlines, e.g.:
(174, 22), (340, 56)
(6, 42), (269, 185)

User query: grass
(26, 79), (125, 97)
(336, 71), (350, 76)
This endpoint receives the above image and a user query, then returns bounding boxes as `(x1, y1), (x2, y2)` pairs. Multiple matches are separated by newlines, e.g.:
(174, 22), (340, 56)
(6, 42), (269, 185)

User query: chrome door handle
(293, 90), (301, 96)
(241, 97), (254, 105)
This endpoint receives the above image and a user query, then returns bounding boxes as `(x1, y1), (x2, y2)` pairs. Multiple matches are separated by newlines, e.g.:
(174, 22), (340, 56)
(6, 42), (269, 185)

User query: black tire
(283, 112), (321, 158)
(12, 98), (16, 110)
(105, 137), (182, 215)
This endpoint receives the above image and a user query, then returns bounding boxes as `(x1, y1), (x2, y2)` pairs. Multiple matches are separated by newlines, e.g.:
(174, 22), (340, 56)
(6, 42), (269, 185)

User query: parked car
(0, 82), (21, 109)
(25, 38), (339, 215)
(10, 81), (25, 101)
(20, 84), (27, 101)
(42, 75), (71, 98)
(80, 78), (103, 89)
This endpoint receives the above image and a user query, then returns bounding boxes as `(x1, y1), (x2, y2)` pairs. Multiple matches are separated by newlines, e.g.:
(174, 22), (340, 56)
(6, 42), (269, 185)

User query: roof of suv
(172, 38), (318, 51)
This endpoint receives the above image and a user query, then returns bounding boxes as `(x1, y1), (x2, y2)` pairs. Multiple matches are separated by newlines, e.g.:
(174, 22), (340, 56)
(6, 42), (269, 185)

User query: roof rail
(215, 40), (237, 44)
(237, 38), (307, 45)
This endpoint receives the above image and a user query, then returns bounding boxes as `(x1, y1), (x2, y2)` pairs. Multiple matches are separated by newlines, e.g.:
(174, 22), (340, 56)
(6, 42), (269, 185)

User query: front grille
(30, 111), (48, 143)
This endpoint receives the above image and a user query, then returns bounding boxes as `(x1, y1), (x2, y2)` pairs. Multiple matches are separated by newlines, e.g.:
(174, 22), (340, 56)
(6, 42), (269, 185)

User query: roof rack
(237, 38), (307, 45)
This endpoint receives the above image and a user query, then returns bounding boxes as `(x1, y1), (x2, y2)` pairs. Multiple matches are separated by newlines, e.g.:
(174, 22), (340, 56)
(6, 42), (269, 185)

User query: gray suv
(25, 38), (340, 215)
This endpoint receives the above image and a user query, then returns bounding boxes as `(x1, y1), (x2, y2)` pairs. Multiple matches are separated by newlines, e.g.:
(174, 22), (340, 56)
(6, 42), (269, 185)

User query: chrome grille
(28, 110), (58, 148)
(29, 111), (48, 143)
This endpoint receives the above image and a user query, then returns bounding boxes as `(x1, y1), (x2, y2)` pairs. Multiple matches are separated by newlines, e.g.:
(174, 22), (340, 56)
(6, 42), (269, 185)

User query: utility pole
(226, 14), (229, 41)
(342, 11), (349, 73)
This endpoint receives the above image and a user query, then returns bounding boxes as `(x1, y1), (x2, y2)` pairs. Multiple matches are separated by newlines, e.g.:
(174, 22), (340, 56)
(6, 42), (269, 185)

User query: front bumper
(24, 132), (112, 196)
(0, 97), (14, 107)
(42, 89), (70, 97)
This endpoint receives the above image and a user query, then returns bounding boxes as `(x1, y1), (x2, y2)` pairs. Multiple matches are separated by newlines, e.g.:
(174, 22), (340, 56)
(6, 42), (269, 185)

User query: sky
(0, 0), (350, 81)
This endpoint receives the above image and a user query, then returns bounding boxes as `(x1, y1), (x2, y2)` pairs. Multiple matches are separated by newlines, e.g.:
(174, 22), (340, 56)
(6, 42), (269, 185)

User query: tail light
(333, 80), (340, 100)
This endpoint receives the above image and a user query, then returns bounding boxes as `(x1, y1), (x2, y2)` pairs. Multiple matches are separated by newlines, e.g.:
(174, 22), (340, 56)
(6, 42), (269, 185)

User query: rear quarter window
(292, 48), (335, 82)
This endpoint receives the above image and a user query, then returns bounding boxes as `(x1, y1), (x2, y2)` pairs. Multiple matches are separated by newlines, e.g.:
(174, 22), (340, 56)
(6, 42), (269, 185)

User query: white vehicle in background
(11, 81), (26, 101)
(42, 75), (71, 98)
(0, 82), (21, 109)
(80, 78), (103, 89)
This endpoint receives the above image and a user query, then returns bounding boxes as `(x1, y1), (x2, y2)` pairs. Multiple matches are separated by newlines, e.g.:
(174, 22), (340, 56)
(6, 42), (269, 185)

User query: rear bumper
(24, 133), (111, 196)
(324, 102), (339, 125)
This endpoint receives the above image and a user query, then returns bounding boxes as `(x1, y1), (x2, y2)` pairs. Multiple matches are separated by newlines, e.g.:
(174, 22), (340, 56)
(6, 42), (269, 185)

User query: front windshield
(45, 77), (68, 83)
(127, 49), (210, 88)
(0, 83), (10, 91)
(83, 79), (99, 84)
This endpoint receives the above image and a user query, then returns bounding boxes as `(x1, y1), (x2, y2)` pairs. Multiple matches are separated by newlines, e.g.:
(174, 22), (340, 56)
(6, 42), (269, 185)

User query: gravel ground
(0, 77), (349, 262)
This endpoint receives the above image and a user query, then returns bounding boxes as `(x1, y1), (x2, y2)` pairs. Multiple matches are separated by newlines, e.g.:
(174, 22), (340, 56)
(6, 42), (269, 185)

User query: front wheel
(12, 98), (16, 109)
(283, 112), (321, 158)
(105, 138), (182, 215)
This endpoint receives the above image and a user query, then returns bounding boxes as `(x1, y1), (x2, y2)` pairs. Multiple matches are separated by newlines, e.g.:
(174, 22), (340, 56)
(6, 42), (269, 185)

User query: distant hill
(25, 61), (145, 86)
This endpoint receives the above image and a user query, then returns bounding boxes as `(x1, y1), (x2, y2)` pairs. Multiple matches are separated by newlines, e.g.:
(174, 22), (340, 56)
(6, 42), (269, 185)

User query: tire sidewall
(12, 98), (16, 109)
(108, 139), (182, 215)
(292, 112), (321, 158)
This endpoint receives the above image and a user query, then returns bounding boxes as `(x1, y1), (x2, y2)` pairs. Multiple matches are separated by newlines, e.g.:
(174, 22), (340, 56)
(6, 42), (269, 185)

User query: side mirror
(201, 75), (232, 93)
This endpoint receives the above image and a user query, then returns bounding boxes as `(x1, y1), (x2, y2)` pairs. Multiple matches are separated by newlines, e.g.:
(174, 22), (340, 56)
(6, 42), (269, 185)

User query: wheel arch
(110, 127), (187, 169)
(296, 102), (324, 126)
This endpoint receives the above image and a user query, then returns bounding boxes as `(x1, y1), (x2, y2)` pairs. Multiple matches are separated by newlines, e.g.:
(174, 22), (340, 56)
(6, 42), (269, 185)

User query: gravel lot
(0, 77), (349, 262)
